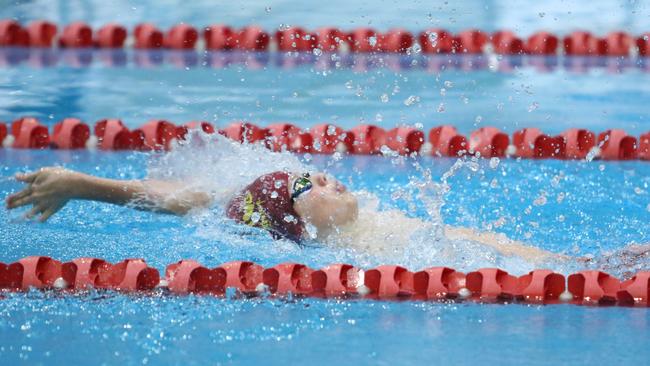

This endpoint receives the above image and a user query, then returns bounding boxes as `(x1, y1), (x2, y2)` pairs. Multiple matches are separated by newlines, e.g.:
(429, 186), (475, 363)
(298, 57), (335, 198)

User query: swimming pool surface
(1, 1), (650, 365)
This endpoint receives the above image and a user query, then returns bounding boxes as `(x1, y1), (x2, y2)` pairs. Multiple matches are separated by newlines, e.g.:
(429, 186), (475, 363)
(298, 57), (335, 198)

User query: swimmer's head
(225, 171), (358, 241)
(291, 172), (358, 236)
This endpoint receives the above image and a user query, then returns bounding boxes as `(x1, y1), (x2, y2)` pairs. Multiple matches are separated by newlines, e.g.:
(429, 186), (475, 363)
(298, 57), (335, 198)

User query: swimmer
(4, 166), (649, 274)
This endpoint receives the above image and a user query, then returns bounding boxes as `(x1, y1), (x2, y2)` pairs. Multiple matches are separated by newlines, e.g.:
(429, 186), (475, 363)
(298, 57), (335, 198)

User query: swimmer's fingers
(39, 203), (63, 222)
(25, 204), (45, 220)
(6, 191), (36, 209)
(5, 187), (31, 208)
(15, 171), (39, 184)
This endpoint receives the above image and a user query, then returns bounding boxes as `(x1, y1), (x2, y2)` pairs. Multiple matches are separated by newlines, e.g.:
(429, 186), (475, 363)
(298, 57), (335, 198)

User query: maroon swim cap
(226, 171), (304, 241)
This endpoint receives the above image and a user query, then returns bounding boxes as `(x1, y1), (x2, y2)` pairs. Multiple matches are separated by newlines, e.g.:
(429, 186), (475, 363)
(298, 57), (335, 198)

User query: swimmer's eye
(291, 173), (313, 201)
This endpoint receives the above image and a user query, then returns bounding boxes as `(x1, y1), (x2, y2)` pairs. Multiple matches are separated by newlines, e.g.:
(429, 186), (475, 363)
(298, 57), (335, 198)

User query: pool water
(2, 0), (650, 365)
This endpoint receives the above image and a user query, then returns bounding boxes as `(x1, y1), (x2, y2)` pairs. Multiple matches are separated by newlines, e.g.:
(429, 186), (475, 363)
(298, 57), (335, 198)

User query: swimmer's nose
(314, 173), (328, 187)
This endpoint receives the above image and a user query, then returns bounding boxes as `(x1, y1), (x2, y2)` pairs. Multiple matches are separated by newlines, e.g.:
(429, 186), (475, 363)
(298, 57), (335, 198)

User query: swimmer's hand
(5, 167), (78, 221)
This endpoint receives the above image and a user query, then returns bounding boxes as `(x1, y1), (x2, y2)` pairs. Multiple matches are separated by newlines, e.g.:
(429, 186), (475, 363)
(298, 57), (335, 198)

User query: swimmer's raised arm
(5, 167), (212, 221)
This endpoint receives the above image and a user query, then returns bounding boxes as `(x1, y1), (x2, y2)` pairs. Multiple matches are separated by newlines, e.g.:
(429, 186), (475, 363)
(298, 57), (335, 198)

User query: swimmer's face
(292, 173), (358, 234)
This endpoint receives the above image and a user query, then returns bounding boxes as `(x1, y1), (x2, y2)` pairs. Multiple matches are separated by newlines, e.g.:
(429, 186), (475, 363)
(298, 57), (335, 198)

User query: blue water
(2, 1), (650, 365)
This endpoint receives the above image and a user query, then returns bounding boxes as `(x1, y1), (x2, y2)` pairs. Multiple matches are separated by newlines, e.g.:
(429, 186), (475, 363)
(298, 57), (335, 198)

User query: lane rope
(1, 117), (649, 161)
(1, 256), (648, 306)
(2, 20), (650, 57)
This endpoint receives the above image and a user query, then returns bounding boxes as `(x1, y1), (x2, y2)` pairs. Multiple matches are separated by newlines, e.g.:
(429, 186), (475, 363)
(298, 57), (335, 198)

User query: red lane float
(222, 121), (270, 144)
(429, 125), (467, 157)
(51, 118), (90, 149)
(364, 265), (415, 298)
(317, 27), (345, 52)
(491, 31), (524, 55)
(561, 128), (596, 159)
(380, 28), (413, 53)
(11, 117), (50, 149)
(134, 23), (164, 49)
(597, 129), (637, 160)
(454, 30), (488, 54)
(164, 24), (198, 49)
(16, 256), (62, 290)
(276, 27), (317, 52)
(95, 23), (127, 48)
(567, 270), (620, 305)
(165, 260), (227, 294)
(26, 21), (58, 47)
(525, 32), (559, 55)
(204, 25), (236, 50)
(61, 257), (110, 290)
(311, 264), (360, 297)
(515, 269), (565, 304)
(419, 29), (455, 54)
(94, 259), (159, 291)
(603, 31), (632, 56)
(513, 128), (565, 159)
(348, 124), (386, 154)
(58, 22), (93, 48)
(94, 119), (138, 150)
(134, 119), (179, 151)
(0, 20), (28, 46)
(465, 268), (518, 302)
(413, 267), (465, 300)
(384, 127), (424, 155)
(346, 28), (380, 53)
(563, 31), (604, 56)
(262, 263), (317, 295)
(468, 127), (509, 157)
(267, 123), (312, 152)
(309, 123), (353, 154)
(236, 26), (270, 51)
(617, 271), (650, 307)
(221, 261), (264, 294)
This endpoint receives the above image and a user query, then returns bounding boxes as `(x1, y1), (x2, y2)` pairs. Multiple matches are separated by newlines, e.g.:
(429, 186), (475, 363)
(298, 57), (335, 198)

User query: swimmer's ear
(15, 171), (38, 183)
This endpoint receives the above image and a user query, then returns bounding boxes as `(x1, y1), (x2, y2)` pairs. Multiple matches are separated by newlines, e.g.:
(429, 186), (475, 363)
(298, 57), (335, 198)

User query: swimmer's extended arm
(5, 167), (212, 221)
(444, 226), (566, 264)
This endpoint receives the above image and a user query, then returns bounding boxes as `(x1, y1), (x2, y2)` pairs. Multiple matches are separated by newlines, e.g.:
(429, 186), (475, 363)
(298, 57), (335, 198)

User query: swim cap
(226, 171), (304, 241)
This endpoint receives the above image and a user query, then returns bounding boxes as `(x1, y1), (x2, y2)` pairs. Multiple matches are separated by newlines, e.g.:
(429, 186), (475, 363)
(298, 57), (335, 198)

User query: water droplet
(538, 12), (545, 17)
(404, 95), (420, 106)
(440, 88), (447, 96)
(271, 191), (279, 199)
(375, 113), (383, 122)
(274, 180), (283, 188)
(437, 102), (445, 112)
(528, 102), (539, 112)
(427, 32), (438, 46)
(533, 193), (547, 206)
(312, 48), (322, 56)
(283, 214), (296, 223)
(475, 116), (483, 123)
(444, 81), (453, 88)
(489, 157), (500, 169)
(380, 94), (389, 103)
(250, 212), (261, 223)
(265, 6), (272, 12)
(327, 125), (337, 136)
(368, 36), (377, 47)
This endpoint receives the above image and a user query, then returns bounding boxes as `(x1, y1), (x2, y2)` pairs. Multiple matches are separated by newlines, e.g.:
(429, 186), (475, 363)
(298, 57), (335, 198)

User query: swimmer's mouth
(336, 182), (346, 193)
